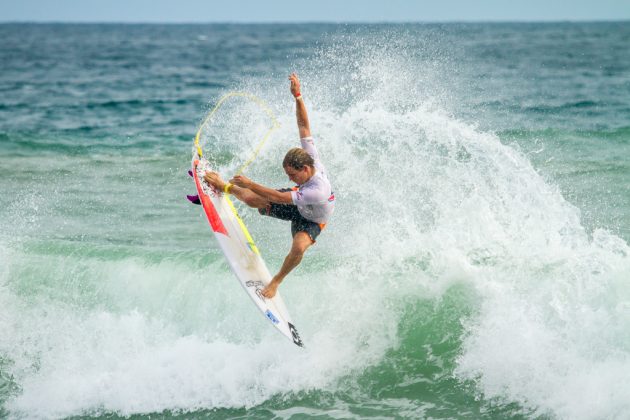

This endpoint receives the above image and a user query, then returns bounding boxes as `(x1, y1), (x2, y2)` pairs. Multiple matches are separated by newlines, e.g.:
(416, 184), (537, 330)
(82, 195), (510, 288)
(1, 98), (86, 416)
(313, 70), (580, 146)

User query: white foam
(0, 243), (399, 417)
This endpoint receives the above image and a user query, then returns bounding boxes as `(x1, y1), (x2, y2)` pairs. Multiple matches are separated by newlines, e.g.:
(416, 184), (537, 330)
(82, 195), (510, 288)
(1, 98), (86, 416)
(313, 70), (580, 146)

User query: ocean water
(1, 22), (629, 419)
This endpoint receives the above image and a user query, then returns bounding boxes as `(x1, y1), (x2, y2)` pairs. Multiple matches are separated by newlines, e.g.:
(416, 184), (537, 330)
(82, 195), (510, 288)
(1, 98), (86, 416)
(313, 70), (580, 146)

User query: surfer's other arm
(204, 172), (291, 207)
(290, 73), (311, 138)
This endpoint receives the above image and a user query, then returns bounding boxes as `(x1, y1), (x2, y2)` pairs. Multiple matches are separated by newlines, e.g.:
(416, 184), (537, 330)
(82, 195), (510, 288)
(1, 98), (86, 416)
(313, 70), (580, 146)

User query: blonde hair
(283, 147), (314, 170)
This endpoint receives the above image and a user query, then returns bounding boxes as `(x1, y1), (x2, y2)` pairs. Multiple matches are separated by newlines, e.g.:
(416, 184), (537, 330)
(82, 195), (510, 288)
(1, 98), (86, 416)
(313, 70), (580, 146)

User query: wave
(1, 28), (629, 419)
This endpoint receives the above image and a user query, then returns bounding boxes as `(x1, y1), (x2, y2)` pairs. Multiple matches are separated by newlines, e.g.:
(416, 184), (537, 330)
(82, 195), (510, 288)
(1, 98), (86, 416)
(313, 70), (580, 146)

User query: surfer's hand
(204, 172), (225, 190)
(230, 174), (252, 188)
(289, 73), (301, 97)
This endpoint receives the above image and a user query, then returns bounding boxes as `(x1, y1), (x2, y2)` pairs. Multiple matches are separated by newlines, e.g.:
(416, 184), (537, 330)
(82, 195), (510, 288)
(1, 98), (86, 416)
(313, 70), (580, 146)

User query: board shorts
(258, 188), (326, 242)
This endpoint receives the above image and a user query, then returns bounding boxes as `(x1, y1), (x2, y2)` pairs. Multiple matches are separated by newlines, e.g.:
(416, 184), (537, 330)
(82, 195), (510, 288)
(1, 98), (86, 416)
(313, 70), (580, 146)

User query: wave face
(1, 23), (629, 419)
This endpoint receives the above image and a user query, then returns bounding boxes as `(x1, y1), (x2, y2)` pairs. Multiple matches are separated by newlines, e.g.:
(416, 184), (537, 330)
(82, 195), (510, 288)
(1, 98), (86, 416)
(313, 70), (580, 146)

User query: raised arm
(289, 73), (311, 139)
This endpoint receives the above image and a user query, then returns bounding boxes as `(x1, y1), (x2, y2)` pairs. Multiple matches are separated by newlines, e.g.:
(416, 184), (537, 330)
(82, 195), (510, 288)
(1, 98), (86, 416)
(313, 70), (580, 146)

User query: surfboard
(192, 156), (304, 347)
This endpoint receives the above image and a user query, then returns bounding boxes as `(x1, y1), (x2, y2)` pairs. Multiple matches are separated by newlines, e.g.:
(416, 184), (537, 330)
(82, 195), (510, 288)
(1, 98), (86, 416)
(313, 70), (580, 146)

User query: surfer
(204, 73), (335, 298)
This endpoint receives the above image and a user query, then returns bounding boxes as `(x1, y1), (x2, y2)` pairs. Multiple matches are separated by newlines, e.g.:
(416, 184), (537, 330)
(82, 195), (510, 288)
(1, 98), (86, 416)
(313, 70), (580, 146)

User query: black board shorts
(258, 188), (324, 242)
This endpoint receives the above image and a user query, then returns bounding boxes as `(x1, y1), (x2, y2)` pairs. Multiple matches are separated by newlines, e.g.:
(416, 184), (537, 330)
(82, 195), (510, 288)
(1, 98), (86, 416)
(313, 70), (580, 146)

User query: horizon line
(1, 19), (629, 25)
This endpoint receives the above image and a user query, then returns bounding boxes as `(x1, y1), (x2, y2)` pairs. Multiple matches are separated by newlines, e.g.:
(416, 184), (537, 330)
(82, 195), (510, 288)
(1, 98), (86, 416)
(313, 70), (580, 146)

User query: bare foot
(261, 280), (280, 299)
(203, 171), (226, 191)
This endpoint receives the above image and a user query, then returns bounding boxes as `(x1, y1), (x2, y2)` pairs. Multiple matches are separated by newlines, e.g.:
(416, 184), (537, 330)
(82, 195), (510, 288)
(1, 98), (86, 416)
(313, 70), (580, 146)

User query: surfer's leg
(262, 232), (313, 299)
(229, 185), (269, 208)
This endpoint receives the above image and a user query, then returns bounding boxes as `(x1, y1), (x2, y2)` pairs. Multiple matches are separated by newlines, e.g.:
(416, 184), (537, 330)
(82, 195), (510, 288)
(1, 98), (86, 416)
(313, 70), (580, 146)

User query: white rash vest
(289, 137), (335, 224)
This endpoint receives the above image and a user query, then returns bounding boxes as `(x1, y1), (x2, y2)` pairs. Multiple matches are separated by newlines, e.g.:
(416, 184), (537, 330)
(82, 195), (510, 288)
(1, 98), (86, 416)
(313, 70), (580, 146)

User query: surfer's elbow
(272, 191), (293, 204)
(240, 192), (262, 207)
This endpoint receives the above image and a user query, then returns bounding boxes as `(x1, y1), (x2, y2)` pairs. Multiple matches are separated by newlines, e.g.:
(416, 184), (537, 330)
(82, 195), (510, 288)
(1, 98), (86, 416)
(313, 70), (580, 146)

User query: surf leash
(193, 92), (280, 257)
(193, 92), (281, 176)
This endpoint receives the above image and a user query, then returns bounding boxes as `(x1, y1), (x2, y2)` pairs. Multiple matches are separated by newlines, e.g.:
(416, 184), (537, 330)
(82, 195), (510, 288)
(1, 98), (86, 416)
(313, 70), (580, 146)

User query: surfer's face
(284, 165), (309, 185)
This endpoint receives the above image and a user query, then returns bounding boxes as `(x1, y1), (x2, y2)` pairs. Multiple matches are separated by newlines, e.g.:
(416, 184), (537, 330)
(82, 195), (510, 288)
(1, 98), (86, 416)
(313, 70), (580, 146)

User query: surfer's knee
(291, 244), (307, 257)
(291, 232), (312, 256)
(288, 246), (306, 263)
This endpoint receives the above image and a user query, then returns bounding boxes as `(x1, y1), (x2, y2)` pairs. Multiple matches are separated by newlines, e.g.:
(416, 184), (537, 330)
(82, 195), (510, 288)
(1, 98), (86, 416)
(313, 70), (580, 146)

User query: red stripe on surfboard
(193, 160), (229, 236)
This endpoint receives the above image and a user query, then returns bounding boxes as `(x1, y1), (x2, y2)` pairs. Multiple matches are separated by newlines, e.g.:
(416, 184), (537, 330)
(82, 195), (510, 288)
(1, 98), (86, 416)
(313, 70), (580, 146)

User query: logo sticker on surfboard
(265, 310), (280, 324)
(288, 322), (303, 347)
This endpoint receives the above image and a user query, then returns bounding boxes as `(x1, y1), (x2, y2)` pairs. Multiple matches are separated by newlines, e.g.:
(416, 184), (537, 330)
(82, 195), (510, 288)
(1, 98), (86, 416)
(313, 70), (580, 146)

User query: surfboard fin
(186, 194), (201, 205)
(186, 170), (201, 204)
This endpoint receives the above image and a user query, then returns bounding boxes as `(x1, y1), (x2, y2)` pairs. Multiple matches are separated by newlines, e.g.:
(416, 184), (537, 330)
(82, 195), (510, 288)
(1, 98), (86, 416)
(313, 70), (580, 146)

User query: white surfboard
(192, 156), (303, 347)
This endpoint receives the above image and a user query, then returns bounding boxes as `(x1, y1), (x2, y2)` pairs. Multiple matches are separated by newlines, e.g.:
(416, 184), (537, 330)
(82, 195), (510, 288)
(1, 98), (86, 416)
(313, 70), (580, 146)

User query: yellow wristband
(224, 182), (233, 194)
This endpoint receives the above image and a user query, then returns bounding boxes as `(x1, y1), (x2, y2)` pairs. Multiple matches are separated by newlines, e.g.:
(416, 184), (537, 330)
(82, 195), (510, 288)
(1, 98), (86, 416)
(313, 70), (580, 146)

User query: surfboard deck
(192, 156), (303, 347)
